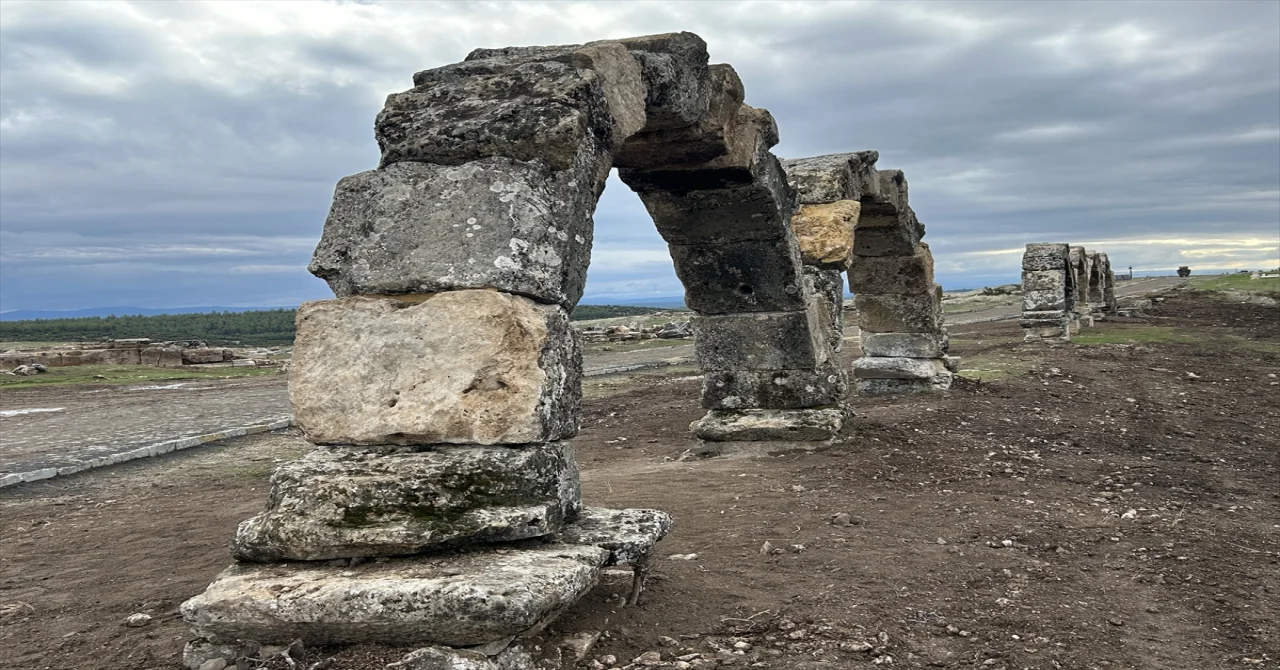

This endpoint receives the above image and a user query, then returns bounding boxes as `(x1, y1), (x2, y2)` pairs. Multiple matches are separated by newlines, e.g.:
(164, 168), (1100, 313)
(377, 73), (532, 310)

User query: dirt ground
(2, 288), (1277, 670)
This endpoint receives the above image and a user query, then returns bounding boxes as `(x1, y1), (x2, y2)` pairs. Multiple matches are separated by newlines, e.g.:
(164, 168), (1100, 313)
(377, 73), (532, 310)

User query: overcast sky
(1, 0), (1277, 311)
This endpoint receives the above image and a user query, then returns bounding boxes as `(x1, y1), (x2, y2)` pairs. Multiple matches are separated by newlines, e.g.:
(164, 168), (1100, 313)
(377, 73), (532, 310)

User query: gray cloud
(1, 0), (1277, 310)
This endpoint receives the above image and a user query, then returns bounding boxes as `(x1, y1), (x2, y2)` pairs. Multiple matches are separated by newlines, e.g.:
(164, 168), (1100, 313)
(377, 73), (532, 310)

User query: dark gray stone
(854, 288), (944, 334)
(378, 60), (612, 172)
(781, 151), (880, 204)
(615, 32), (711, 131)
(803, 265), (845, 353)
(700, 361), (846, 410)
(848, 243), (935, 294)
(859, 332), (946, 358)
(181, 544), (609, 648)
(692, 408), (844, 441)
(613, 64), (743, 168)
(554, 507), (674, 567)
(1021, 269), (1067, 292)
(231, 443), (581, 562)
(855, 377), (945, 395)
(668, 236), (806, 314)
(693, 309), (825, 371)
(309, 158), (602, 307)
(1022, 243), (1069, 270)
(852, 356), (949, 380)
(854, 205), (923, 258)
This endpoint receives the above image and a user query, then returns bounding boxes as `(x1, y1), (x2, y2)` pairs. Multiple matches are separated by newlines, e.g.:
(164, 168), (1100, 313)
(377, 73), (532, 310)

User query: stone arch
(305, 32), (841, 444)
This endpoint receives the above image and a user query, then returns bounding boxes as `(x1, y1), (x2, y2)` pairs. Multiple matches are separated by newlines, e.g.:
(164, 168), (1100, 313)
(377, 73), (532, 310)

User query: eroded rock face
(803, 266), (846, 354)
(859, 332), (946, 358)
(692, 408), (844, 441)
(290, 292), (581, 446)
(614, 64), (744, 168)
(852, 356), (950, 380)
(231, 444), (581, 562)
(309, 158), (600, 308)
(615, 32), (712, 131)
(790, 201), (859, 269)
(554, 507), (674, 567)
(668, 236), (806, 314)
(781, 151), (880, 204)
(847, 243), (935, 294)
(181, 545), (609, 647)
(693, 306), (827, 371)
(700, 361), (846, 410)
(854, 287), (944, 334)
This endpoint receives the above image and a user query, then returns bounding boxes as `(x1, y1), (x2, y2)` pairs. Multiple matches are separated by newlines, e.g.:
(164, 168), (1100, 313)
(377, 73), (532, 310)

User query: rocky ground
(1, 288), (1276, 670)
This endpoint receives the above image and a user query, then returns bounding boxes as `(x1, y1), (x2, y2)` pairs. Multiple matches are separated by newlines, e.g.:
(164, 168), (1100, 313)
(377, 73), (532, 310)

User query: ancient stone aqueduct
(1020, 243), (1118, 342)
(181, 33), (1118, 667)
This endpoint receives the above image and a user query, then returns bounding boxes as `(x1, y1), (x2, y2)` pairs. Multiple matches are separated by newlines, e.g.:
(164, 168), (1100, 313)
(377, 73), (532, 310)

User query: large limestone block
(1022, 243), (1069, 271)
(380, 59), (612, 171)
(791, 201), (858, 269)
(856, 376), (952, 395)
(852, 356), (949, 380)
(692, 408), (844, 441)
(464, 40), (647, 149)
(231, 444), (581, 562)
(701, 361), (846, 410)
(555, 507), (674, 567)
(693, 307), (827, 371)
(290, 293), (581, 446)
(803, 265), (846, 354)
(1021, 269), (1067, 292)
(854, 287), (944, 333)
(854, 204), (924, 258)
(1022, 289), (1068, 312)
(860, 332), (946, 358)
(615, 32), (711, 131)
(620, 133), (794, 245)
(848, 243), (935, 294)
(614, 64), (744, 168)
(309, 159), (599, 307)
(781, 151), (880, 204)
(668, 236), (806, 314)
(181, 544), (609, 647)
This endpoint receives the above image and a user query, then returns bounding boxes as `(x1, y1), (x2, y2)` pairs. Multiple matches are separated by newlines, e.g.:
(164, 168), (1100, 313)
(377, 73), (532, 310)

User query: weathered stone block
(1021, 269), (1066, 292)
(854, 287), (944, 333)
(860, 332), (946, 358)
(854, 205), (923, 258)
(379, 60), (611, 171)
(692, 408), (844, 441)
(309, 159), (599, 307)
(554, 507), (674, 567)
(1022, 243), (1069, 270)
(614, 64), (743, 167)
(848, 244), (935, 294)
(615, 32), (711, 131)
(700, 361), (847, 410)
(668, 236), (806, 314)
(856, 376), (951, 395)
(693, 308), (826, 371)
(791, 201), (858, 269)
(181, 544), (609, 648)
(620, 135), (794, 245)
(803, 265), (845, 353)
(231, 443), (581, 562)
(290, 292), (580, 446)
(464, 40), (647, 149)
(1023, 323), (1069, 341)
(142, 346), (184, 367)
(852, 356), (949, 380)
(1022, 289), (1068, 312)
(781, 151), (879, 204)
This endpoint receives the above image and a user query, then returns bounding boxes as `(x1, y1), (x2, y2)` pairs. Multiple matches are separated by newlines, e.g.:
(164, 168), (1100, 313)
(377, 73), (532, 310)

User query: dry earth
(1, 289), (1277, 670)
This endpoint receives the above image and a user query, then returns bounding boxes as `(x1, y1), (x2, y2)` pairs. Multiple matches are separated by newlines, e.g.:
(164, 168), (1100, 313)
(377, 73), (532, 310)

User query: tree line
(0, 304), (673, 346)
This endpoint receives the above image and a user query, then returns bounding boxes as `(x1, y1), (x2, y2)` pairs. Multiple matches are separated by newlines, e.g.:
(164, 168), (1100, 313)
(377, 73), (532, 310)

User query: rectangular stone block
(781, 151), (879, 204)
(1023, 324), (1069, 341)
(856, 376), (951, 395)
(803, 265), (845, 353)
(854, 286), (944, 333)
(853, 205), (923, 257)
(700, 361), (846, 410)
(290, 292), (581, 446)
(852, 356), (949, 380)
(232, 443), (580, 562)
(613, 64), (743, 167)
(669, 236), (806, 314)
(692, 408), (844, 441)
(309, 158), (600, 307)
(860, 332), (946, 358)
(1022, 243), (1069, 270)
(791, 201), (858, 269)
(615, 32), (712, 132)
(848, 244), (935, 294)
(1022, 289), (1068, 312)
(693, 308), (826, 371)
(1021, 269), (1066, 292)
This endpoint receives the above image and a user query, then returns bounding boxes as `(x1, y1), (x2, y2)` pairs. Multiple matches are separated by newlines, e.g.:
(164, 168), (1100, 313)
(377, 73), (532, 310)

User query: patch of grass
(1070, 327), (1200, 346)
(1190, 273), (1280, 294)
(0, 364), (278, 389)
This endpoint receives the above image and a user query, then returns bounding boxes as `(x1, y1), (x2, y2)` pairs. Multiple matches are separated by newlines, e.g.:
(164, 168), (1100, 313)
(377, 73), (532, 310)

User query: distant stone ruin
(782, 154), (957, 394)
(1021, 243), (1118, 341)
(179, 31), (862, 667)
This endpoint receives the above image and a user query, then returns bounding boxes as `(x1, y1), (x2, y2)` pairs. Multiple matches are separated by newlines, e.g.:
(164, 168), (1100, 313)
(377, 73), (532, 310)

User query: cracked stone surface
(553, 507), (674, 567)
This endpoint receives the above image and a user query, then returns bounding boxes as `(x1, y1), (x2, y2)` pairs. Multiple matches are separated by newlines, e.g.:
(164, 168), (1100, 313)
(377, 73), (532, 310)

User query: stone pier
(1020, 243), (1073, 342)
(181, 31), (848, 668)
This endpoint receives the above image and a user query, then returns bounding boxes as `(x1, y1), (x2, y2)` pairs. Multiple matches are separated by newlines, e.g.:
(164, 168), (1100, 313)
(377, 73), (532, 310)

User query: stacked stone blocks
(1021, 244), (1119, 341)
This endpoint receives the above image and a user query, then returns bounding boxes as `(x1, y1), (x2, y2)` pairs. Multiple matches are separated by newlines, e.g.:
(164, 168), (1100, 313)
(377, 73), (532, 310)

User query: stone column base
(692, 408), (844, 441)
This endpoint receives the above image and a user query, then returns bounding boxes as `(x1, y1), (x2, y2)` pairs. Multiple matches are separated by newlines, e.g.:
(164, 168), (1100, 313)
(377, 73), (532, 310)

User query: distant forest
(0, 304), (674, 346)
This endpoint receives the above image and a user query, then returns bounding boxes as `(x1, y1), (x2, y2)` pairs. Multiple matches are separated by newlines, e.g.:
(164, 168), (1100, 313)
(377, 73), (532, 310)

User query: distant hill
(0, 306), (283, 322)
(580, 295), (687, 309)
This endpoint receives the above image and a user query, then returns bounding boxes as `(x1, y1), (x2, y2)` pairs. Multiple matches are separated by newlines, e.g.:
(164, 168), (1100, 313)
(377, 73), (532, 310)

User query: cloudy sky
(1, 0), (1277, 311)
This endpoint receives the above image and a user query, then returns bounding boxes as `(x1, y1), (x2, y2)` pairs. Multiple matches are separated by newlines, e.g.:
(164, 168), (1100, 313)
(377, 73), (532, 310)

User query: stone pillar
(843, 167), (957, 394)
(1087, 251), (1105, 306)
(618, 68), (844, 442)
(180, 36), (687, 666)
(1020, 243), (1072, 342)
(1097, 252), (1118, 315)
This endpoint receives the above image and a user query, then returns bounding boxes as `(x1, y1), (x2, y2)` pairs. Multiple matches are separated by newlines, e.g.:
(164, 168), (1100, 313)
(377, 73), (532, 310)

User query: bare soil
(2, 289), (1277, 670)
